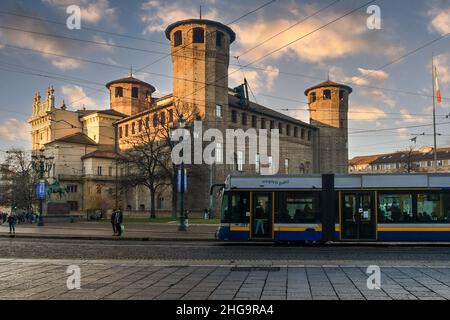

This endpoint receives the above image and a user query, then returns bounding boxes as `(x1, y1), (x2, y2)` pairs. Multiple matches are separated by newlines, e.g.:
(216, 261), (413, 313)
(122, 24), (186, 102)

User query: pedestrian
(115, 208), (123, 237)
(7, 214), (16, 235)
(111, 209), (117, 236)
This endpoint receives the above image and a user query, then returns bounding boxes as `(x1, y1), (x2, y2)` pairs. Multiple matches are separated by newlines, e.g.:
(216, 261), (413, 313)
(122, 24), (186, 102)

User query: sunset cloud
(0, 119), (31, 143)
(61, 85), (101, 110)
(428, 7), (450, 35)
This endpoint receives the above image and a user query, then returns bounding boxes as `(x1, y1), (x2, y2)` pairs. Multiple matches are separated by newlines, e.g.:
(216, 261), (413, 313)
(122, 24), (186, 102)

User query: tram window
(378, 193), (413, 223)
(275, 192), (320, 223)
(221, 192), (250, 223)
(417, 193), (450, 223)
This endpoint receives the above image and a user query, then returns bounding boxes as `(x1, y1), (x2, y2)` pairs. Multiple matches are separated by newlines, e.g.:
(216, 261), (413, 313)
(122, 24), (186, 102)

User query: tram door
(341, 193), (376, 240)
(251, 193), (273, 239)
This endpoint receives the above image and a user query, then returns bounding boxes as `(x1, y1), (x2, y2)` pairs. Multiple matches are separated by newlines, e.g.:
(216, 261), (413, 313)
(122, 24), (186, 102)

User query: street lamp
(175, 116), (187, 232)
(32, 149), (54, 226)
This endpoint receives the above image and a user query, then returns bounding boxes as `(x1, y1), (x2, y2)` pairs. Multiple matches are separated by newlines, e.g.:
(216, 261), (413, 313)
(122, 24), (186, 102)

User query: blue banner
(36, 181), (47, 200)
(177, 169), (187, 193)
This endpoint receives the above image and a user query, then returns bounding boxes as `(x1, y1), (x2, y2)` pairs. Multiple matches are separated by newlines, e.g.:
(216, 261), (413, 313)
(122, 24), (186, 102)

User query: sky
(0, 0), (449, 159)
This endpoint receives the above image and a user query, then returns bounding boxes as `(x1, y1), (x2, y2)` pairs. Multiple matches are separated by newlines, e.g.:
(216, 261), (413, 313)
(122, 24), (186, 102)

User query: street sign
(177, 169), (187, 193)
(36, 181), (47, 200)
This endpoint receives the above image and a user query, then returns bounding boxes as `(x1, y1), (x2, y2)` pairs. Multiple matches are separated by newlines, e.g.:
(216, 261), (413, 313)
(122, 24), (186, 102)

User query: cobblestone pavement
(1, 260), (450, 300)
(1, 238), (450, 300)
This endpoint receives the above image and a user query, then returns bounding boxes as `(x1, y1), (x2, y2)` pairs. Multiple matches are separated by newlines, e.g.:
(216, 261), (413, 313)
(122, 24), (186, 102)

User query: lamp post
(32, 150), (54, 226)
(174, 116), (187, 231)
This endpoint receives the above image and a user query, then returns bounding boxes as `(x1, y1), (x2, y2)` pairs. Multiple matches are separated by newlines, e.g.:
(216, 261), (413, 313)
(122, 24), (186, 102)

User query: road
(1, 238), (450, 300)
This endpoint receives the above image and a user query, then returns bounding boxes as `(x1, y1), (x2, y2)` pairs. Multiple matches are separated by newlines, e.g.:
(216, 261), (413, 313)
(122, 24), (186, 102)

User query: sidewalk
(0, 221), (218, 242)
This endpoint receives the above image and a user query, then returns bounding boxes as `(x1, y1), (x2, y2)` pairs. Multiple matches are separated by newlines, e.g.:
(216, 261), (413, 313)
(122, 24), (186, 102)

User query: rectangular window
(108, 167), (113, 176)
(278, 123), (283, 134)
(153, 114), (158, 127)
(145, 117), (150, 128)
(125, 124), (129, 137)
(261, 118), (266, 129)
(286, 125), (291, 136)
(132, 87), (139, 99)
(138, 120), (143, 132)
(378, 193), (413, 223)
(193, 27), (204, 43)
(131, 122), (135, 135)
(231, 110), (237, 123)
(119, 127), (123, 139)
(255, 154), (260, 173)
(115, 87), (123, 98)
(417, 193), (450, 223)
(174, 30), (182, 47)
(252, 115), (257, 128)
(294, 127), (298, 138)
(323, 89), (331, 100)
(285, 159), (289, 174)
(97, 166), (102, 176)
(160, 112), (166, 126)
(301, 128), (305, 139)
(307, 130), (312, 141)
(216, 142), (223, 164)
(275, 192), (320, 223)
(216, 104), (222, 118)
(237, 151), (244, 171)
(270, 120), (275, 130)
(242, 113), (247, 126)
(168, 109), (174, 123)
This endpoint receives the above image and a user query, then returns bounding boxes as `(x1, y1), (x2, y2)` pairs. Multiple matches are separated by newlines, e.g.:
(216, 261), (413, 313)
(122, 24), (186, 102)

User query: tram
(215, 174), (450, 242)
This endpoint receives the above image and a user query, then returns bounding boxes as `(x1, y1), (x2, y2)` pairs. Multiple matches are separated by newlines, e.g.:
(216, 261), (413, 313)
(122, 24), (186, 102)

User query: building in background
(349, 146), (450, 174)
(28, 18), (351, 216)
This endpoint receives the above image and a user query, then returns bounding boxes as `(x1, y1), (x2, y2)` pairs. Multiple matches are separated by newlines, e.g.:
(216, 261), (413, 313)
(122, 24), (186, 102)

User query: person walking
(115, 208), (123, 237)
(110, 209), (117, 236)
(7, 214), (16, 235)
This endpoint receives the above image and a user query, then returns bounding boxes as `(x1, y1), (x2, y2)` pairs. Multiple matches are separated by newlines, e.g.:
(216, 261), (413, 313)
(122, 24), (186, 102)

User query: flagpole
(432, 54), (438, 173)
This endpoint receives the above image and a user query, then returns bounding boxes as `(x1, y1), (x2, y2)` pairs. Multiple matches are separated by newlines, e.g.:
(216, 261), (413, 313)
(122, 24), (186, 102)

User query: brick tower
(165, 19), (236, 121)
(305, 80), (352, 174)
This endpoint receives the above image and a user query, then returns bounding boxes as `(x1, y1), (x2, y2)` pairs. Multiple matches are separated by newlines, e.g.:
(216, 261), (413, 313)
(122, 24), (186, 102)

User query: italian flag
(435, 65), (442, 104)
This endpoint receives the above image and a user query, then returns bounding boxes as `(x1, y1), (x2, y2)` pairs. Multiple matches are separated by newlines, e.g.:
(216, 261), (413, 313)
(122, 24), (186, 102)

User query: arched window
(310, 92), (317, 103)
(216, 31), (224, 47)
(115, 87), (123, 98)
(193, 27), (204, 43)
(339, 90), (345, 101)
(323, 89), (331, 100)
(132, 87), (139, 99)
(174, 30), (182, 47)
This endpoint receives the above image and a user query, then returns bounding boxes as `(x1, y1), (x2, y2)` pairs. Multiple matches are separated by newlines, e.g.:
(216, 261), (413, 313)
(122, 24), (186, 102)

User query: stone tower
(165, 19), (236, 121)
(106, 75), (155, 116)
(305, 80), (352, 174)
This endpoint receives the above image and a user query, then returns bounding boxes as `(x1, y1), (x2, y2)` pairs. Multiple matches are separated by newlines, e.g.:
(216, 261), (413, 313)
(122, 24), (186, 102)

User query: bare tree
(0, 149), (36, 212)
(120, 119), (172, 219)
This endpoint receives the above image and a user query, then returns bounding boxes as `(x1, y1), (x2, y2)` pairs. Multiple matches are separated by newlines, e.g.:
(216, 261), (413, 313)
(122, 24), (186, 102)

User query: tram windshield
(221, 192), (250, 223)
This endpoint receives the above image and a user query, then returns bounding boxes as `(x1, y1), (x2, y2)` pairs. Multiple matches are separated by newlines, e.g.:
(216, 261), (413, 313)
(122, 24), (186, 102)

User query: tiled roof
(47, 133), (97, 146)
(349, 147), (450, 165)
(105, 76), (156, 92)
(81, 150), (123, 160)
(228, 94), (316, 129)
(304, 80), (353, 95)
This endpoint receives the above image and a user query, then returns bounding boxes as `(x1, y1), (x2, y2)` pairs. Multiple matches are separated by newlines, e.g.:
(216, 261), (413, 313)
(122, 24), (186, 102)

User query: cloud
(428, 7), (450, 35)
(0, 119), (31, 143)
(357, 68), (389, 81)
(349, 105), (387, 121)
(399, 109), (428, 124)
(435, 53), (450, 84)
(141, 0), (219, 33)
(61, 85), (101, 110)
(229, 64), (280, 94)
(0, 8), (117, 70)
(42, 0), (117, 25)
(397, 128), (410, 139)
(233, 5), (404, 64)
